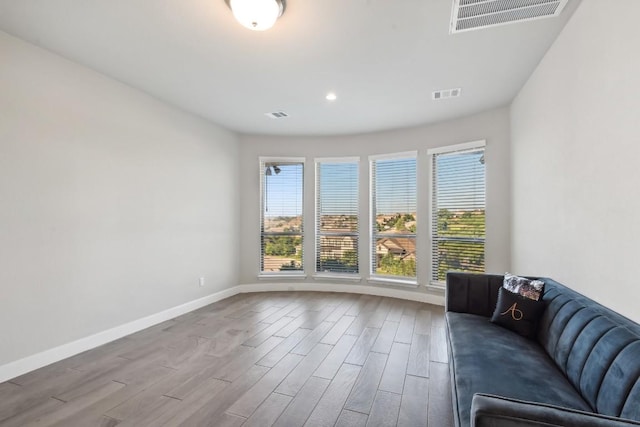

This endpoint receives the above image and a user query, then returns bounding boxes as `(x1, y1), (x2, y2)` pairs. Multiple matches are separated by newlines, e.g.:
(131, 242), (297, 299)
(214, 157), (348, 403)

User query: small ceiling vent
(265, 111), (289, 119)
(450, 0), (569, 33)
(433, 88), (461, 100)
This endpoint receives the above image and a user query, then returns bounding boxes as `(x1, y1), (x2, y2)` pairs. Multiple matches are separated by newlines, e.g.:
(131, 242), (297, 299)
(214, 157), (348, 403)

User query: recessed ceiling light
(326, 92), (337, 101)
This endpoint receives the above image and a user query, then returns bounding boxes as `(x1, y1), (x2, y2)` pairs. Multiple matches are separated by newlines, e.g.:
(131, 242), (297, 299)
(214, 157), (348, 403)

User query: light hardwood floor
(0, 291), (454, 427)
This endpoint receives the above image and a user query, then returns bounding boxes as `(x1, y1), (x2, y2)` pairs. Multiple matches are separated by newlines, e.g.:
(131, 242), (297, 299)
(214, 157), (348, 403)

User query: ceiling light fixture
(326, 92), (337, 101)
(225, 0), (285, 31)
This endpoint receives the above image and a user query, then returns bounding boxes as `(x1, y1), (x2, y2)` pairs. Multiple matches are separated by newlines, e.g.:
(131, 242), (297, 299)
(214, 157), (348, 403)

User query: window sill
(426, 281), (446, 292)
(367, 276), (419, 288)
(258, 273), (307, 280)
(312, 273), (362, 283)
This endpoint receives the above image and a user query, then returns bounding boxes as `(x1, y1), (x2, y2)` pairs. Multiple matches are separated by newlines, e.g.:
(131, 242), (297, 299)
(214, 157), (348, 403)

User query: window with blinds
(370, 152), (417, 280)
(315, 158), (359, 275)
(429, 141), (486, 283)
(260, 158), (304, 274)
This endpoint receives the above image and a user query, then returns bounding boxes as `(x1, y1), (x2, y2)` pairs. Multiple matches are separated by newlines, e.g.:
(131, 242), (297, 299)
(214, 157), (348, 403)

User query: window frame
(259, 156), (306, 278)
(428, 140), (486, 289)
(369, 151), (418, 286)
(314, 157), (361, 280)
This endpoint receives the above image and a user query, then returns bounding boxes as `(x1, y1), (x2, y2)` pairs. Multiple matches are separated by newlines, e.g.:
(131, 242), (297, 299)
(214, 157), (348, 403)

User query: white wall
(238, 107), (511, 299)
(511, 1), (640, 322)
(0, 31), (240, 366)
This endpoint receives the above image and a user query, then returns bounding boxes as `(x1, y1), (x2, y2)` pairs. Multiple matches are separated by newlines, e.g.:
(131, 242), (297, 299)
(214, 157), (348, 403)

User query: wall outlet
(199, 277), (205, 287)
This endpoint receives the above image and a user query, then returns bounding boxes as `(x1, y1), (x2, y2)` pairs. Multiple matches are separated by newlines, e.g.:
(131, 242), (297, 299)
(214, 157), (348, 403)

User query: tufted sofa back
(537, 279), (640, 421)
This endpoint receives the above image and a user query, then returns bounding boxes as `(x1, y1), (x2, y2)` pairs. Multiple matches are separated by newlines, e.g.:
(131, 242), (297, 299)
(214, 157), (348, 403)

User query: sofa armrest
(446, 272), (504, 317)
(471, 394), (640, 427)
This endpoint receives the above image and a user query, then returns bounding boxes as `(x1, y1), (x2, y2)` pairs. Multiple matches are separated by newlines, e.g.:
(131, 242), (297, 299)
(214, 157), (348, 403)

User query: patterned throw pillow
(503, 273), (545, 301)
(491, 287), (547, 338)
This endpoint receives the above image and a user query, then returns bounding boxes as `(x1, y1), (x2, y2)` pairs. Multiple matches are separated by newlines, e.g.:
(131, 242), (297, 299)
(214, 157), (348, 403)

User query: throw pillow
(491, 287), (546, 339)
(503, 273), (545, 301)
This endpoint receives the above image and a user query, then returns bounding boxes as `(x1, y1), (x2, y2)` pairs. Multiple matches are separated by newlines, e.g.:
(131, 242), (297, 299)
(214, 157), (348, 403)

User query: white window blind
(430, 142), (486, 283)
(315, 159), (359, 275)
(370, 152), (417, 280)
(260, 158), (304, 273)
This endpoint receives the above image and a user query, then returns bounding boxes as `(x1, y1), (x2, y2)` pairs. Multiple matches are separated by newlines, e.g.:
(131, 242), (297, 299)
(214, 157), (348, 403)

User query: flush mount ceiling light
(225, 0), (286, 31)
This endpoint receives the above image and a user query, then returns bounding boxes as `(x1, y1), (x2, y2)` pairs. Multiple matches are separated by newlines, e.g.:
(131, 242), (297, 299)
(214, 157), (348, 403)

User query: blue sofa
(445, 273), (640, 427)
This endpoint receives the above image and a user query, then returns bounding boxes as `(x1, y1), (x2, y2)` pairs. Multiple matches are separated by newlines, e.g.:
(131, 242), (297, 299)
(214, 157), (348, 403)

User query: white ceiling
(0, 0), (579, 136)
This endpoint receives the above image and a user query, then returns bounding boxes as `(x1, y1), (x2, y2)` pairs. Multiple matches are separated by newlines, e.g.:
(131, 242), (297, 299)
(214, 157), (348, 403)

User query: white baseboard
(0, 287), (237, 383)
(236, 282), (445, 306)
(0, 283), (443, 383)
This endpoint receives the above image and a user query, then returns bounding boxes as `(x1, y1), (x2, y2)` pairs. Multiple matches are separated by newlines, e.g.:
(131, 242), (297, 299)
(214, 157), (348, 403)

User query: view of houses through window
(259, 145), (485, 282)
(430, 142), (486, 283)
(260, 158), (304, 273)
(370, 153), (417, 279)
(316, 159), (359, 274)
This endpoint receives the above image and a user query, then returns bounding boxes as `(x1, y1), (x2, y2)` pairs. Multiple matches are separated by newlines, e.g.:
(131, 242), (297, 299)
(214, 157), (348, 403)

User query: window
(429, 141), (486, 284)
(370, 152), (417, 280)
(315, 158), (359, 275)
(260, 158), (304, 274)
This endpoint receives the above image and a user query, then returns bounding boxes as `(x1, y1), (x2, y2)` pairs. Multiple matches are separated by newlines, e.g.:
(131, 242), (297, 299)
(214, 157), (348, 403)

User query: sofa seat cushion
(447, 312), (592, 427)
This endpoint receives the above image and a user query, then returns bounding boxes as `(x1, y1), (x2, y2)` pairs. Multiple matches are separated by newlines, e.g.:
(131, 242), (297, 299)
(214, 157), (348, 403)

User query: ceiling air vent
(265, 111), (289, 119)
(433, 88), (461, 100)
(450, 0), (569, 33)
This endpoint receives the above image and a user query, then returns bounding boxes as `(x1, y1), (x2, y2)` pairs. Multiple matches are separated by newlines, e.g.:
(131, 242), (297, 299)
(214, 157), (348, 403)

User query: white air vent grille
(433, 88), (461, 100)
(451, 0), (568, 33)
(265, 111), (289, 119)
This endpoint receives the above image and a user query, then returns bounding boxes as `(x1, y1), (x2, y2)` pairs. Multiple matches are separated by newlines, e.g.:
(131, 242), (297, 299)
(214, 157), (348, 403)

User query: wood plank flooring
(0, 292), (454, 427)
